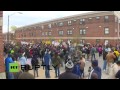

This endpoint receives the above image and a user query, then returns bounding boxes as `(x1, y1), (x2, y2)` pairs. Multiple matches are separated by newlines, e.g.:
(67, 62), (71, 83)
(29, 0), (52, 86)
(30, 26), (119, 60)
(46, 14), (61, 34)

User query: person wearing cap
(106, 49), (116, 75)
(88, 60), (101, 79)
(58, 60), (80, 79)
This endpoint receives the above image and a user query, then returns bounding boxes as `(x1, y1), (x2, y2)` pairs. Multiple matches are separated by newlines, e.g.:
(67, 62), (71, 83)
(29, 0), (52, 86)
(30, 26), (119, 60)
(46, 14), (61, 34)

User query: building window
(42, 32), (44, 36)
(104, 28), (109, 34)
(58, 22), (63, 26)
(68, 20), (72, 25)
(80, 30), (83, 34)
(104, 16), (109, 22)
(96, 39), (100, 43)
(48, 24), (51, 29)
(67, 30), (72, 35)
(80, 19), (85, 24)
(58, 30), (63, 35)
(96, 16), (100, 19)
(80, 39), (85, 44)
(80, 29), (86, 35)
(48, 32), (51, 36)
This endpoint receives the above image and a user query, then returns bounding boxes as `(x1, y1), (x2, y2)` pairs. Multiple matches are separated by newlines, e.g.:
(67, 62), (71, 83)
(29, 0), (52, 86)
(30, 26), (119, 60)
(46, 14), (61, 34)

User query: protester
(52, 52), (61, 78)
(13, 61), (23, 79)
(91, 73), (98, 79)
(108, 61), (120, 79)
(88, 60), (101, 79)
(18, 64), (35, 79)
(31, 54), (39, 78)
(79, 55), (86, 78)
(72, 59), (81, 78)
(115, 70), (120, 79)
(43, 50), (51, 78)
(59, 61), (80, 79)
(5, 54), (14, 79)
(106, 49), (116, 75)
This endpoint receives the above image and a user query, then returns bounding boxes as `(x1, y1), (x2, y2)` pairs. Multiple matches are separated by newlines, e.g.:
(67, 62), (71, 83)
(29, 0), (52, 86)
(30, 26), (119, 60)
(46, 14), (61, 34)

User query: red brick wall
(0, 11), (5, 73)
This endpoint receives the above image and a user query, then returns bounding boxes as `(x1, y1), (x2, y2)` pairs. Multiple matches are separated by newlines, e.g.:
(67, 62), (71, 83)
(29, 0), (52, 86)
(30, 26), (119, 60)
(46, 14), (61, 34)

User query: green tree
(10, 25), (17, 32)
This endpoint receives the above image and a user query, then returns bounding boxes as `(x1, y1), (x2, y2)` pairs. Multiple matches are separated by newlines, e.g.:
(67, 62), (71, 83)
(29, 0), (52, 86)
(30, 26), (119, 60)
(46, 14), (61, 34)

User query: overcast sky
(3, 11), (92, 33)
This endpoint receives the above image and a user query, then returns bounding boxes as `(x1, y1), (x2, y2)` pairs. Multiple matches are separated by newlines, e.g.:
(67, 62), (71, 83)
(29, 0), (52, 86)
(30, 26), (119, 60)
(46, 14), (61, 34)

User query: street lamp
(7, 12), (22, 43)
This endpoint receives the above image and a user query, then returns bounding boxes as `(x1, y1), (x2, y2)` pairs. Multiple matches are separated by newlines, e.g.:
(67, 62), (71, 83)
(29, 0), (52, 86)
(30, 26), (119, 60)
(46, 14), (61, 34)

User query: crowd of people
(4, 41), (120, 79)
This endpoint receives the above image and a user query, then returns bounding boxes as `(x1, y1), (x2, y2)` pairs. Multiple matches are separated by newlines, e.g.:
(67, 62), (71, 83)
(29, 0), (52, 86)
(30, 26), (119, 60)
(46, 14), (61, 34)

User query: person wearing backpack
(31, 54), (39, 78)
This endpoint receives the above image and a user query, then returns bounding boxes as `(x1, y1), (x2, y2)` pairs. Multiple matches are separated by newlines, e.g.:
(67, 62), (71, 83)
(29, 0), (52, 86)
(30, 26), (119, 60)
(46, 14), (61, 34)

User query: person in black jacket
(115, 70), (120, 79)
(58, 60), (80, 79)
(31, 54), (39, 78)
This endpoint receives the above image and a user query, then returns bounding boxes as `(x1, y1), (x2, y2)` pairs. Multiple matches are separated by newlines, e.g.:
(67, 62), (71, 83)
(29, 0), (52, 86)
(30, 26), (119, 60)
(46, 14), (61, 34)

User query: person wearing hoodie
(5, 54), (14, 79)
(72, 59), (81, 78)
(88, 60), (101, 79)
(43, 50), (52, 78)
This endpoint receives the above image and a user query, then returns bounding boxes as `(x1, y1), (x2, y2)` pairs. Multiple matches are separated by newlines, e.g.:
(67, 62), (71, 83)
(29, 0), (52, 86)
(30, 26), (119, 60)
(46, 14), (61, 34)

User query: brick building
(15, 11), (120, 46)
(3, 32), (15, 43)
(0, 11), (5, 79)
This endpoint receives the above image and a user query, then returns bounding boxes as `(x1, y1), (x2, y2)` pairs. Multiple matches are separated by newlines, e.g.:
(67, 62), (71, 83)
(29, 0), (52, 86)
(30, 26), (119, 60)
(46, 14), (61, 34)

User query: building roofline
(16, 11), (114, 29)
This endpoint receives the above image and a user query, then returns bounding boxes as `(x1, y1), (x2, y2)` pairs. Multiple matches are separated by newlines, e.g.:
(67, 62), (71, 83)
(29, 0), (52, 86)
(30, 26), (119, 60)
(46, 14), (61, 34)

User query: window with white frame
(96, 16), (100, 19)
(67, 30), (72, 35)
(68, 20), (72, 25)
(58, 22), (63, 26)
(80, 18), (85, 24)
(48, 24), (51, 29)
(58, 30), (63, 35)
(80, 30), (83, 34)
(80, 29), (86, 35)
(104, 16), (109, 22)
(80, 39), (85, 44)
(104, 27), (109, 34)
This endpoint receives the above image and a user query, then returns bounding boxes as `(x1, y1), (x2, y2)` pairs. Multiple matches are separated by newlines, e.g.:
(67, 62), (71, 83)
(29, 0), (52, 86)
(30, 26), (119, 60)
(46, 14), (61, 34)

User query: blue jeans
(45, 65), (50, 78)
(103, 60), (107, 70)
(91, 54), (95, 61)
(55, 67), (60, 77)
(6, 72), (14, 79)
